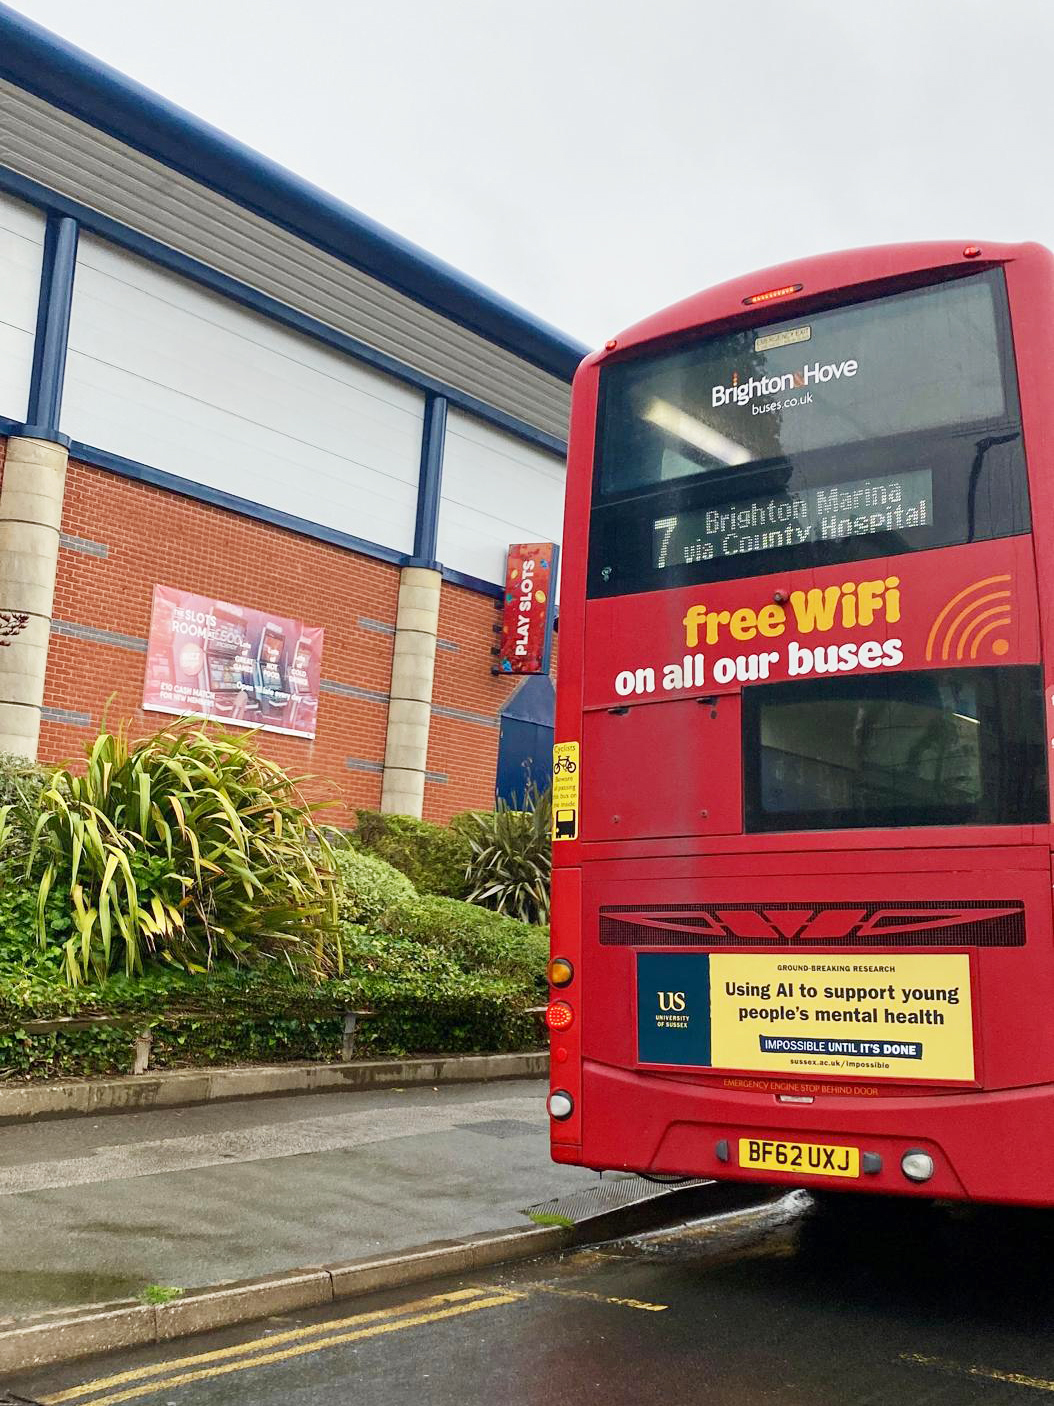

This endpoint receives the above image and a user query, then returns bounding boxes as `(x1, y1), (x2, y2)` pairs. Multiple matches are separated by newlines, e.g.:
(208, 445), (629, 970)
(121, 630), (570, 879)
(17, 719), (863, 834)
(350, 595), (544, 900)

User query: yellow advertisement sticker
(552, 741), (579, 841)
(709, 953), (974, 1082)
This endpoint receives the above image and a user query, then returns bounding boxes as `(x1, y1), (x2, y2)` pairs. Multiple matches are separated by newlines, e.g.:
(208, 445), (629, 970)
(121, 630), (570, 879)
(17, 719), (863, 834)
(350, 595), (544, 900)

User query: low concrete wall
(0, 1051), (549, 1125)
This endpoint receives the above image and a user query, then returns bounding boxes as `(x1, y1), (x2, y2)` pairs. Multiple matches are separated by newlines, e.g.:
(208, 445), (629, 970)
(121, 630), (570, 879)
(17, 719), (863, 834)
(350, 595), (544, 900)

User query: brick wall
(40, 456), (400, 826)
(426, 582), (557, 822)
(3, 444), (558, 824)
(427, 583), (512, 820)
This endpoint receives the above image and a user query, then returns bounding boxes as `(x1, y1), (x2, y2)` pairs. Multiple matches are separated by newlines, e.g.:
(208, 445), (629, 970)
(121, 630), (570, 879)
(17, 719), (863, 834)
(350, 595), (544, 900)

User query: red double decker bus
(547, 241), (1054, 1204)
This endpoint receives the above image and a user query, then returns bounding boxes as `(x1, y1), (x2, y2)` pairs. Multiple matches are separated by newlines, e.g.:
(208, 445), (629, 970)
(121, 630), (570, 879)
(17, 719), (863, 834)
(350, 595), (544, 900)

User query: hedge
(0, 873), (547, 1079)
(374, 895), (549, 994)
(0, 962), (540, 1079)
(331, 845), (416, 924)
(352, 810), (473, 898)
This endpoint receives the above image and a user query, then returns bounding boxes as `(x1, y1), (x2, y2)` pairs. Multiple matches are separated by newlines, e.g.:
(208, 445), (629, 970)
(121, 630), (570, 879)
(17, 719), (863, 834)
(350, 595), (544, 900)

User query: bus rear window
(743, 666), (1047, 833)
(589, 270), (1029, 597)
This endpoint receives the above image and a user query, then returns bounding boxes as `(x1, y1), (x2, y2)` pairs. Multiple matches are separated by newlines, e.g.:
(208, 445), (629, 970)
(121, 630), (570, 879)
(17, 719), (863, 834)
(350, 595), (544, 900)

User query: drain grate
(456, 1118), (541, 1139)
(525, 1173), (712, 1225)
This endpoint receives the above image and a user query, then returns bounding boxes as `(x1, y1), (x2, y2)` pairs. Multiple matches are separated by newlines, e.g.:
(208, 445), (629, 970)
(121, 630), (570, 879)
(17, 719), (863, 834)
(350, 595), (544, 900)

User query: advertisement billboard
(497, 543), (558, 675)
(143, 585), (323, 739)
(637, 951), (975, 1083)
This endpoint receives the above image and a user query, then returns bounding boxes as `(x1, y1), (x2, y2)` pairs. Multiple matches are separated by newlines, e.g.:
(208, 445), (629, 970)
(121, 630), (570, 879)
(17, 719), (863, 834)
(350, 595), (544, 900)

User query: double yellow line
(41, 1287), (521, 1406)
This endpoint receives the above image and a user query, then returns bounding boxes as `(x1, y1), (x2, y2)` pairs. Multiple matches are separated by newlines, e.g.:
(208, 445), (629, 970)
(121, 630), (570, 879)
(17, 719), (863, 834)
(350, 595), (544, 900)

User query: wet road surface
(15, 1189), (1054, 1404)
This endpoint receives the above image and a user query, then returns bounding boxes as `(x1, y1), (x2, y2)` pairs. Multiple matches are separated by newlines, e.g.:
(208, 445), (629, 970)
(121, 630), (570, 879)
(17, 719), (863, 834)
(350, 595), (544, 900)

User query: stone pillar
(0, 436), (68, 759)
(380, 566), (441, 817)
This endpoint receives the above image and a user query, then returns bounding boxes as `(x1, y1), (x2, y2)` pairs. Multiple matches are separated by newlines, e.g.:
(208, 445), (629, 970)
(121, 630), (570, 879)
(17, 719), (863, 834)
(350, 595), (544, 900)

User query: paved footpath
(0, 1078), (595, 1320)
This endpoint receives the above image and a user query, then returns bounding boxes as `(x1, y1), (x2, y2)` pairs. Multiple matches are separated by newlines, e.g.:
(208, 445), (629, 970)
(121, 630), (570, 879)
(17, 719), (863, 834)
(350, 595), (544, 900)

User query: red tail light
(545, 1000), (574, 1031)
(742, 283), (803, 306)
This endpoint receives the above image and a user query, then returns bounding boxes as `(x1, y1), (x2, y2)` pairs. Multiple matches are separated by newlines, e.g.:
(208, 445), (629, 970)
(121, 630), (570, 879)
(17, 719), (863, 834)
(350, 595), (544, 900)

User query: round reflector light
(963, 245), (982, 258)
(545, 1000), (574, 1031)
(901, 1149), (935, 1183)
(547, 957), (574, 987)
(548, 1090), (574, 1120)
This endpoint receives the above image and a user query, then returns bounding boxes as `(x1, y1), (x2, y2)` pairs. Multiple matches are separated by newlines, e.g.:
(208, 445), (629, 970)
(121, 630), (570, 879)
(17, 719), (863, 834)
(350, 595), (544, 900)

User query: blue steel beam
(412, 395), (448, 569)
(21, 212), (77, 444)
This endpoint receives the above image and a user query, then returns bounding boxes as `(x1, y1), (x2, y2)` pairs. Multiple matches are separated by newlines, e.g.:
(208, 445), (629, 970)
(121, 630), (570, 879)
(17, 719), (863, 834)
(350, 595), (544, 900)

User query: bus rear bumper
(567, 1062), (1054, 1206)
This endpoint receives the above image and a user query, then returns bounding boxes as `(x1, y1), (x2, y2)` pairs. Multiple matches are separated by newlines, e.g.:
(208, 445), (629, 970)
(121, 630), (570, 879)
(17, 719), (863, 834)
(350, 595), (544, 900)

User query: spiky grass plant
(463, 783), (552, 925)
(27, 720), (339, 985)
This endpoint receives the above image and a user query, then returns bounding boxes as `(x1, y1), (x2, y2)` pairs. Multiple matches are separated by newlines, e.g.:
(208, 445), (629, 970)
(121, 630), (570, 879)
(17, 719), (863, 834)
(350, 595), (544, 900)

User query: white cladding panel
(0, 191), (44, 423)
(62, 236), (423, 553)
(0, 80), (573, 440)
(438, 409), (566, 585)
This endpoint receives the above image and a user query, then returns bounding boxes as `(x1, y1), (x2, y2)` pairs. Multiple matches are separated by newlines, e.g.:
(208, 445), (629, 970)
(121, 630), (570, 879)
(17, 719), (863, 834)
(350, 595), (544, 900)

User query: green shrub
(331, 845), (415, 925)
(349, 970), (537, 1056)
(26, 720), (339, 985)
(353, 810), (472, 897)
(0, 957), (539, 1077)
(0, 878), (70, 981)
(375, 894), (548, 992)
(0, 752), (48, 860)
(463, 784), (552, 924)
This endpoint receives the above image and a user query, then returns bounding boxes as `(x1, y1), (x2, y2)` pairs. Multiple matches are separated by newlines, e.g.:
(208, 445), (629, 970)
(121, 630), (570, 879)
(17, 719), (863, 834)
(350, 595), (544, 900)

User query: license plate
(738, 1137), (859, 1178)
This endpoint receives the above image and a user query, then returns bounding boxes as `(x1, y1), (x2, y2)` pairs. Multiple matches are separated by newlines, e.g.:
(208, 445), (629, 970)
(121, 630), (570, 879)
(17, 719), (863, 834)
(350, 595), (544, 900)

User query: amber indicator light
(547, 957), (574, 987)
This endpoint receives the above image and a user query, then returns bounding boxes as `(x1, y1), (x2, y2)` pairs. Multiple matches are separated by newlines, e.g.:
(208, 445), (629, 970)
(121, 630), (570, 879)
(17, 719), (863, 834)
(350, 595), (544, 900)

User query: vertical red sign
(498, 543), (558, 675)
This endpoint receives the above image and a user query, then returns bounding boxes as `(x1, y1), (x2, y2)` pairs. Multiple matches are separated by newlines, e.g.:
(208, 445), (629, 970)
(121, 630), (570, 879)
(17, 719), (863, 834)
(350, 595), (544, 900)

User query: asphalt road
(16, 1189), (1054, 1405)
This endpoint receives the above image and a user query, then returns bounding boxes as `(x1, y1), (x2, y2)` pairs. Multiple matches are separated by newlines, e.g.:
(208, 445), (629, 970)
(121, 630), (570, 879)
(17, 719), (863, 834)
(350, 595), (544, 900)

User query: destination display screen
(588, 269), (1030, 597)
(653, 470), (933, 570)
(596, 273), (1006, 501)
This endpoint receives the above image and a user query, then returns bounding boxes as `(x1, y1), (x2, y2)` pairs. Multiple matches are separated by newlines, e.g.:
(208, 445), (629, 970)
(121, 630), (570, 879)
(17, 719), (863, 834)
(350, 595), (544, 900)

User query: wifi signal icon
(925, 575), (1012, 662)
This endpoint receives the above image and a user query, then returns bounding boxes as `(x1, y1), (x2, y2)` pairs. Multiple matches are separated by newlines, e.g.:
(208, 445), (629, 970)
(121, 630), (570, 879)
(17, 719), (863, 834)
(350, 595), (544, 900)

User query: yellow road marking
(40, 1289), (504, 1406)
(479, 1282), (667, 1312)
(45, 1296), (520, 1406)
(533, 1286), (667, 1312)
(903, 1352), (1054, 1393)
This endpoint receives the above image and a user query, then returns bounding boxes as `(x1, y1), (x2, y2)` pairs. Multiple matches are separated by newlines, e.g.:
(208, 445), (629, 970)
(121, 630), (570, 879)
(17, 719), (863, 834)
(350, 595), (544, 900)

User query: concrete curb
(0, 1226), (568, 1374)
(0, 1183), (772, 1374)
(0, 1051), (549, 1125)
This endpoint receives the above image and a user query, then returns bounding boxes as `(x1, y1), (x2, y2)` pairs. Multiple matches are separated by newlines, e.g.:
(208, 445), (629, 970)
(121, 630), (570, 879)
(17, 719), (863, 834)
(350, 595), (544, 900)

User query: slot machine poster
(143, 586), (324, 739)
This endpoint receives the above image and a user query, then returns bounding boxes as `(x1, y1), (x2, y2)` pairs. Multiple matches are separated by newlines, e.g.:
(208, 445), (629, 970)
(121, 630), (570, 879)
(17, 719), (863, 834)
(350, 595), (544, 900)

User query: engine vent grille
(599, 900), (1026, 948)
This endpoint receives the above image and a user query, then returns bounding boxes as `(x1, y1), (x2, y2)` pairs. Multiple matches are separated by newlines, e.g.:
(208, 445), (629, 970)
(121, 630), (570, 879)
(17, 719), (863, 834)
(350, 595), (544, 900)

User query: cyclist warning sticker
(552, 741), (579, 841)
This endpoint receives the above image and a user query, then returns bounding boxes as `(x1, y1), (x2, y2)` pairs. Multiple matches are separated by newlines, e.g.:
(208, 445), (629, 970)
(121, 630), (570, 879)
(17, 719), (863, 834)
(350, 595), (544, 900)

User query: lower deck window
(743, 666), (1047, 832)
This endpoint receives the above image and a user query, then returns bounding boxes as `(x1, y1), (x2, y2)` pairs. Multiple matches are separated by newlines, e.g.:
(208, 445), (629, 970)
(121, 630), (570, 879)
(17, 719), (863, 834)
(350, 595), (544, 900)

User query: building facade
(0, 5), (584, 822)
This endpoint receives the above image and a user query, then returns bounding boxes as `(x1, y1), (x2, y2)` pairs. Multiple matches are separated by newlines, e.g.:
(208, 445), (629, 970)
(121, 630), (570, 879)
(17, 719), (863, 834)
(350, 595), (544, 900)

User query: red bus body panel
(550, 241), (1054, 1205)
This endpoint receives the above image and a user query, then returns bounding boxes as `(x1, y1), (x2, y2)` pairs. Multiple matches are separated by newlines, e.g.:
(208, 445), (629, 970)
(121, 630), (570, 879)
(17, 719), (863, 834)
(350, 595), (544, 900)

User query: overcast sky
(8, 0), (1054, 348)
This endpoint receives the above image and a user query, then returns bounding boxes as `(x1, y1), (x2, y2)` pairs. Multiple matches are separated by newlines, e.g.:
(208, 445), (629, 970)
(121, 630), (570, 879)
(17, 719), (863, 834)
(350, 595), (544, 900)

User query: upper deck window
(589, 270), (1029, 597)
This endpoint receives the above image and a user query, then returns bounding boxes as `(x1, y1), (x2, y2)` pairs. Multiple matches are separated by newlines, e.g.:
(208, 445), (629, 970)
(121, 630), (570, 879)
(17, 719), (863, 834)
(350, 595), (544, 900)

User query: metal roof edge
(0, 2), (588, 380)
